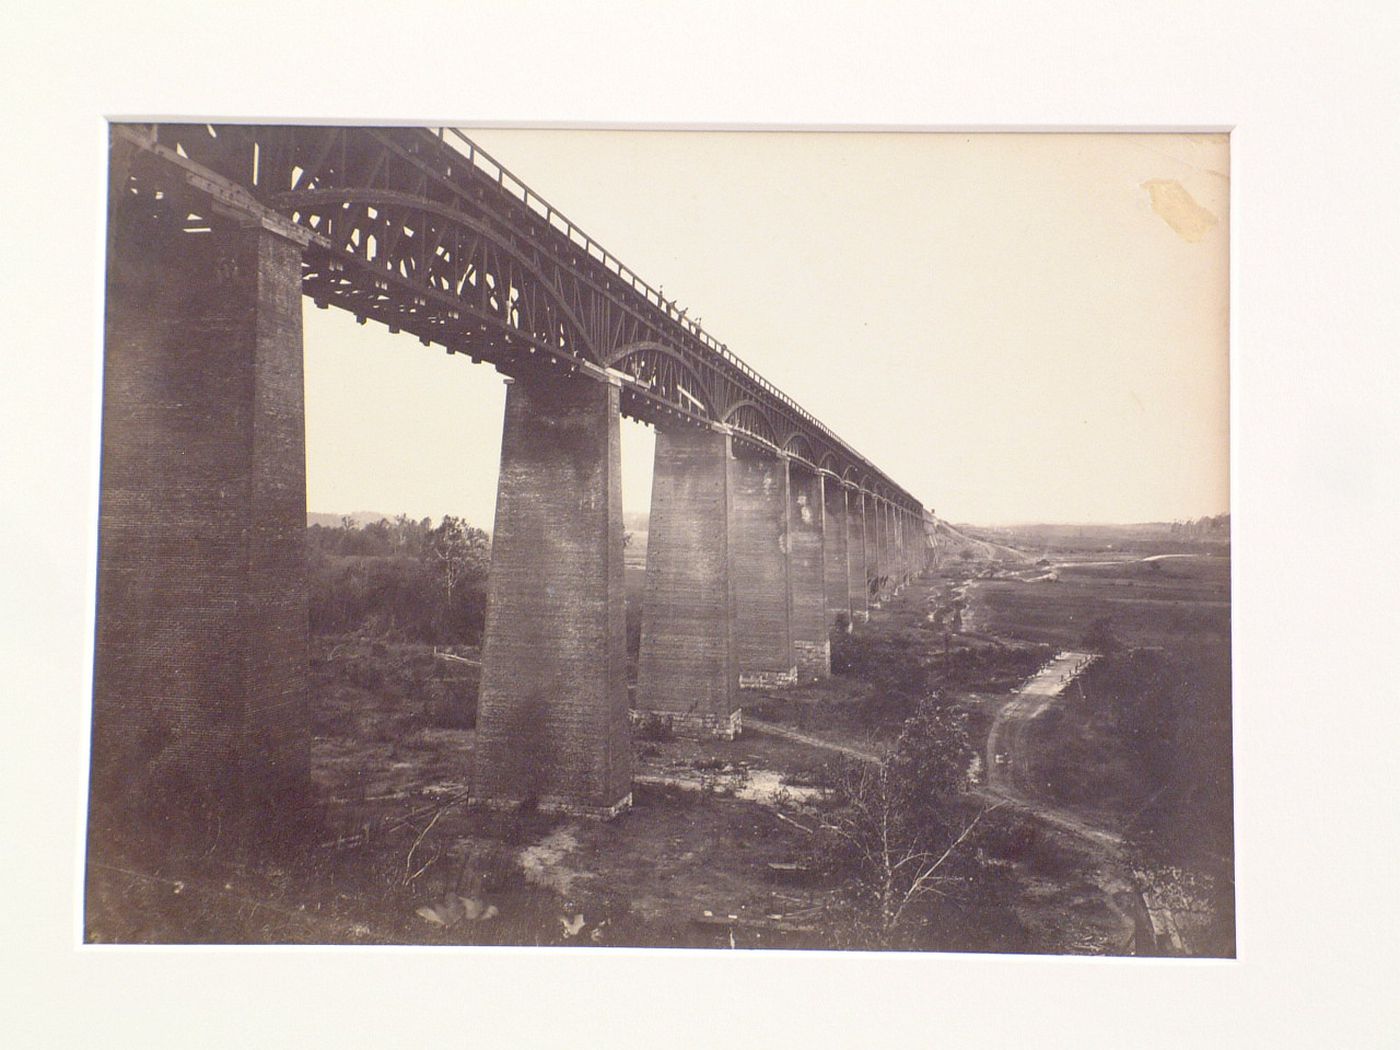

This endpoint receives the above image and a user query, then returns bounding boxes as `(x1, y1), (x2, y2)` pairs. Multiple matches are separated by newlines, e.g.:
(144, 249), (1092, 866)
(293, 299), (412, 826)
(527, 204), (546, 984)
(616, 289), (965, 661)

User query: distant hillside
(965, 517), (1230, 553)
(929, 517), (1033, 566)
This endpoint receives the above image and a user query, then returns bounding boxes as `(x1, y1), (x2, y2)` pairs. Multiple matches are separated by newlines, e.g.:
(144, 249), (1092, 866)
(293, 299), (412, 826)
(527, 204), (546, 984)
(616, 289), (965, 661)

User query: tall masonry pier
(635, 424), (740, 737)
(91, 124), (933, 840)
(729, 449), (796, 689)
(822, 474), (852, 630)
(92, 134), (314, 854)
(787, 466), (830, 680)
(473, 374), (632, 817)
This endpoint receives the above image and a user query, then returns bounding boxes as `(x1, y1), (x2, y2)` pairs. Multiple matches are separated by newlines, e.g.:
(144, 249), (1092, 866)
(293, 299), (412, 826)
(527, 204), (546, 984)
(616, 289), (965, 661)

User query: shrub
(633, 712), (675, 742)
(807, 698), (988, 946)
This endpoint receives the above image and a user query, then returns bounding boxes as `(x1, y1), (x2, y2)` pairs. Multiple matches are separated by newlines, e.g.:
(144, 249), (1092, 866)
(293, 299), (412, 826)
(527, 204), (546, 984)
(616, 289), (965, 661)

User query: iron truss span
(110, 122), (927, 511)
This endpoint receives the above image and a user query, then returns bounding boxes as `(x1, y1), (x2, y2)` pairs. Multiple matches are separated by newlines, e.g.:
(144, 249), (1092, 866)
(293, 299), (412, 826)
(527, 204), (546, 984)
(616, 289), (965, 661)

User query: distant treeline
(967, 515), (1231, 552)
(1166, 513), (1230, 537)
(307, 515), (490, 644)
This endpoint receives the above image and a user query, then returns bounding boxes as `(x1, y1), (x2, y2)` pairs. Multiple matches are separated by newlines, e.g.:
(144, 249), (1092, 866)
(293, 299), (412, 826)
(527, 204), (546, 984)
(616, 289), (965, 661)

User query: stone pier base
(631, 707), (743, 740)
(740, 667), (798, 690)
(795, 639), (832, 679)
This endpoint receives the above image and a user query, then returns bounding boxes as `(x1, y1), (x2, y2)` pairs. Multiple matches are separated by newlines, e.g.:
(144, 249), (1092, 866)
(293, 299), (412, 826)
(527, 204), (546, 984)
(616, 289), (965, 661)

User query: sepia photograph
(87, 124), (1232, 956)
(7, 4), (1397, 1047)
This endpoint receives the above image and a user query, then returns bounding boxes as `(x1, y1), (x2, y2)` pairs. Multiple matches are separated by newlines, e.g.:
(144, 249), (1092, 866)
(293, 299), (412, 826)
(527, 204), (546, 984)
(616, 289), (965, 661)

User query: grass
(86, 542), (1232, 954)
(970, 574), (1230, 650)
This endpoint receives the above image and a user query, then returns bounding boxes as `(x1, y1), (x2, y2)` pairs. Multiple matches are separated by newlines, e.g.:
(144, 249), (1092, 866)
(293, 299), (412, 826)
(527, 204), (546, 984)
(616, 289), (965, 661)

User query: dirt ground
(86, 544), (1232, 955)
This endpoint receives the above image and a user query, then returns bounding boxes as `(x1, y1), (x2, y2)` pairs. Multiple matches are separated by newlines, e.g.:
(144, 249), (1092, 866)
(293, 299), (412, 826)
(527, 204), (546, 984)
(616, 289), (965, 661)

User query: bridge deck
(112, 122), (927, 514)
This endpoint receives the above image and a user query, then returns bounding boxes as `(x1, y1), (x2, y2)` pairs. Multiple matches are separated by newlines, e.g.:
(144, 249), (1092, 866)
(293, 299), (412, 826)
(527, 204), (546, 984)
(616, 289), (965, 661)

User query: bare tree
(818, 759), (997, 944)
(813, 699), (996, 945)
(423, 516), (488, 608)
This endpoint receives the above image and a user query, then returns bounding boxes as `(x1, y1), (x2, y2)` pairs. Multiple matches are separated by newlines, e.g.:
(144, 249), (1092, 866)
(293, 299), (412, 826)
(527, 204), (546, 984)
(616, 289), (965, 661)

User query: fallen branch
(402, 805), (453, 885)
(432, 648), (482, 667)
(766, 808), (816, 835)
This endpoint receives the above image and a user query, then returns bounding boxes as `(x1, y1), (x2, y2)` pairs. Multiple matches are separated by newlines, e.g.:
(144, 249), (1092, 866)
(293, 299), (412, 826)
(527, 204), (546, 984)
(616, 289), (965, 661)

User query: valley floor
(86, 543), (1233, 956)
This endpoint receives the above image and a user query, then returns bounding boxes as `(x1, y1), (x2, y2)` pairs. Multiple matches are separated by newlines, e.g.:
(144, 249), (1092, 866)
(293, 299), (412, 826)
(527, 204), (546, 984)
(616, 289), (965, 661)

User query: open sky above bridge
(302, 131), (1228, 530)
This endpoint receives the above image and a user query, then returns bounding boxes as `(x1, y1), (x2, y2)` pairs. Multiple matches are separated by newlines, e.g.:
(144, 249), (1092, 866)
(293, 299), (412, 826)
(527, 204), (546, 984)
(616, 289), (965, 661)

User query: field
(968, 553), (1230, 650)
(86, 522), (1233, 956)
(955, 534), (1234, 953)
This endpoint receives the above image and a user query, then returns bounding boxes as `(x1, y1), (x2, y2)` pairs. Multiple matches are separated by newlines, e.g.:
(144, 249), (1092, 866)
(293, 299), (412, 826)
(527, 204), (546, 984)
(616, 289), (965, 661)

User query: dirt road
(985, 651), (1095, 796)
(981, 651), (1161, 953)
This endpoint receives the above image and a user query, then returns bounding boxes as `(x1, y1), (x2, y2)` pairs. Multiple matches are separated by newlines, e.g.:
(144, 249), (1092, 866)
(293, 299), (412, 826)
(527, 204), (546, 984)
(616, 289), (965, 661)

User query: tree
(389, 513), (427, 554)
(423, 516), (489, 610)
(813, 699), (995, 946)
(1083, 615), (1123, 654)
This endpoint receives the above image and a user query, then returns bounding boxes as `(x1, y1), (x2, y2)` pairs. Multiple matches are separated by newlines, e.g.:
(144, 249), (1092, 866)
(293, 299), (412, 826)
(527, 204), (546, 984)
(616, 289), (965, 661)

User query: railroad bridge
(93, 124), (933, 834)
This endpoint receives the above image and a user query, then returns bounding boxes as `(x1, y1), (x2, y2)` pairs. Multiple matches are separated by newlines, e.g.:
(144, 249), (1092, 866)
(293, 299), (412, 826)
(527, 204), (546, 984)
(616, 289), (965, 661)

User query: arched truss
(608, 342), (714, 418)
(780, 432), (817, 466)
(114, 123), (925, 514)
(282, 188), (599, 362)
(722, 400), (782, 448)
(134, 123), (613, 365)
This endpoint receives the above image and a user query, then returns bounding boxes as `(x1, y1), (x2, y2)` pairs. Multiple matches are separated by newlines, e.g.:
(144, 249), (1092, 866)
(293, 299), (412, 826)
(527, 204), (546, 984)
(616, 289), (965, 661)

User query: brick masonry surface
(872, 499), (890, 601)
(91, 205), (310, 853)
(728, 450), (795, 686)
(636, 425), (740, 732)
(787, 467), (830, 680)
(630, 707), (743, 741)
(738, 667), (799, 690)
(823, 476), (852, 629)
(473, 374), (631, 813)
(848, 489), (869, 620)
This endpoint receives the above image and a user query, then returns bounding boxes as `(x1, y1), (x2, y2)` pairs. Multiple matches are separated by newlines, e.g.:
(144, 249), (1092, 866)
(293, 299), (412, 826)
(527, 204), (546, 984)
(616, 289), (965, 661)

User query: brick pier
(822, 473), (851, 630)
(849, 489), (870, 622)
(635, 424), (741, 737)
(729, 449), (795, 689)
(91, 192), (312, 854)
(472, 373), (632, 817)
(787, 466), (830, 680)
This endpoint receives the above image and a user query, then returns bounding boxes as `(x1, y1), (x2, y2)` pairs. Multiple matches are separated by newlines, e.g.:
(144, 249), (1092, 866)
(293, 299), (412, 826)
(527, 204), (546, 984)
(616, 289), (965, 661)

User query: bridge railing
(434, 127), (913, 505)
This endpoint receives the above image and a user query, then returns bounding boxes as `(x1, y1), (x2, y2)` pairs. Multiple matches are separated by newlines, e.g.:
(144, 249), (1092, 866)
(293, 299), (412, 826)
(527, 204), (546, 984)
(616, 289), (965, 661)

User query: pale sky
(303, 131), (1228, 530)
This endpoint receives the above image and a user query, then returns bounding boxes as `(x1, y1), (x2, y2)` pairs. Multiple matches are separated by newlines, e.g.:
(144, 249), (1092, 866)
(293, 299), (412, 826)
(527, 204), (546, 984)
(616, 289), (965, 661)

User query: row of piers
(91, 155), (934, 851)
(472, 371), (930, 816)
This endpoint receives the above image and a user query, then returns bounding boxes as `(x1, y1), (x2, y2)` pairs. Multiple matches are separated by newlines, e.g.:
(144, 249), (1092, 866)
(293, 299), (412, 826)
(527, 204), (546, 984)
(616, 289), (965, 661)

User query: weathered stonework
(729, 449), (795, 688)
(635, 425), (739, 730)
(630, 707), (742, 740)
(823, 475), (851, 629)
(794, 639), (832, 677)
(472, 373), (631, 817)
(892, 508), (906, 582)
(848, 488), (869, 623)
(787, 467), (830, 680)
(867, 497), (888, 602)
(907, 510), (916, 569)
(881, 501), (898, 596)
(739, 667), (798, 690)
(91, 198), (310, 855)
